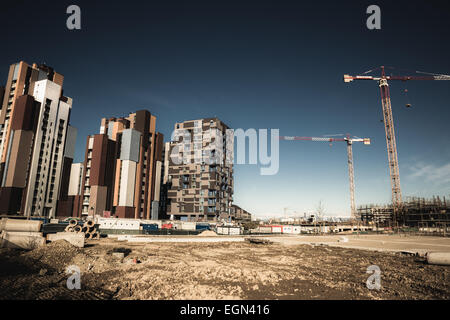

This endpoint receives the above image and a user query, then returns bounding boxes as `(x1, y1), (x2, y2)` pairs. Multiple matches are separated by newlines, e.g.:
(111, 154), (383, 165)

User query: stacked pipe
(65, 219), (100, 240)
(82, 220), (100, 240)
(0, 218), (45, 249)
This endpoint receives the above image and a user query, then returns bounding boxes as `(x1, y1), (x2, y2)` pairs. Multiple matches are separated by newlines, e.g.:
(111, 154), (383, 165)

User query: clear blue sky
(1, 0), (450, 218)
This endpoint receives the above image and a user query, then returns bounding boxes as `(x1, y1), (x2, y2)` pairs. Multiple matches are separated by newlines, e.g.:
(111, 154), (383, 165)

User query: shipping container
(196, 224), (210, 231)
(162, 223), (173, 229)
(217, 226), (241, 235)
(257, 226), (272, 234)
(142, 224), (159, 231)
(271, 225), (282, 233)
(282, 226), (293, 234)
(181, 222), (196, 231)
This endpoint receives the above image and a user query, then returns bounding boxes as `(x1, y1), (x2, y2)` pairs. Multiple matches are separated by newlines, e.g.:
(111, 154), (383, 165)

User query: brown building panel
(134, 110), (151, 136)
(57, 156), (73, 201)
(56, 197), (74, 217)
(0, 86), (4, 110)
(5, 130), (34, 188)
(134, 134), (144, 219)
(112, 159), (121, 207)
(10, 95), (40, 131)
(0, 187), (23, 214)
(72, 195), (81, 217)
(116, 206), (135, 219)
(90, 134), (109, 186)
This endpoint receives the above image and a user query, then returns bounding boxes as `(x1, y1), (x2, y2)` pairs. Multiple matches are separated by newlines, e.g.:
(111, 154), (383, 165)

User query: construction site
(1, 1), (450, 304)
(1, 64), (450, 300)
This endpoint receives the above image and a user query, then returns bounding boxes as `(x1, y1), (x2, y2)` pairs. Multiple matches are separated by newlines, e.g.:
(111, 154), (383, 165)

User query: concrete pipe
(68, 219), (77, 227)
(1, 219), (42, 232)
(427, 252), (450, 266)
(81, 226), (88, 233)
(1, 231), (45, 249)
(84, 232), (91, 239)
(74, 225), (82, 233)
(85, 220), (95, 228)
(65, 226), (74, 232)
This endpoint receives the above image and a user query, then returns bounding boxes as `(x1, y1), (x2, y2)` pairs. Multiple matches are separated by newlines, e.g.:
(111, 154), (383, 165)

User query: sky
(1, 0), (450, 218)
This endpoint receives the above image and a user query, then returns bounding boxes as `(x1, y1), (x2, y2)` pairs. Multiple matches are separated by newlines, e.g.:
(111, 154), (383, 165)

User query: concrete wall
(120, 128), (141, 162)
(119, 160), (136, 207)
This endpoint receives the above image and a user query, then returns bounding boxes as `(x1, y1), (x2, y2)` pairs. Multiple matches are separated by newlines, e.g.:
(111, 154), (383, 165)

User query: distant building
(0, 61), (76, 218)
(76, 110), (163, 219)
(163, 118), (234, 221)
(231, 204), (252, 222)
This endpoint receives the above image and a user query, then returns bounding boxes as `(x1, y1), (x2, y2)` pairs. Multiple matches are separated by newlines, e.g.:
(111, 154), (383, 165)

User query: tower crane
(344, 66), (450, 217)
(280, 134), (370, 220)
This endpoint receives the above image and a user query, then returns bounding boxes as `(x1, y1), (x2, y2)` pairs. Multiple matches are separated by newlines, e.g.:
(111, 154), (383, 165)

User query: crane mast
(346, 140), (356, 219)
(344, 66), (450, 218)
(280, 135), (370, 220)
(379, 70), (402, 214)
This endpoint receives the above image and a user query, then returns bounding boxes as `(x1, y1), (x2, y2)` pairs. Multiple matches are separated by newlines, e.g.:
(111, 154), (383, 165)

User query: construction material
(1, 231), (45, 249)
(245, 238), (272, 245)
(0, 218), (42, 232)
(46, 232), (85, 248)
(197, 230), (218, 237)
(112, 252), (125, 260)
(85, 220), (95, 228)
(59, 220), (100, 240)
(426, 252), (450, 266)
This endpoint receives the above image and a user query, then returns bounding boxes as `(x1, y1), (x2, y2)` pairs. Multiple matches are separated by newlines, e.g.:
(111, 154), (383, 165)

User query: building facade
(77, 110), (163, 219)
(230, 204), (252, 222)
(164, 118), (234, 221)
(0, 61), (76, 217)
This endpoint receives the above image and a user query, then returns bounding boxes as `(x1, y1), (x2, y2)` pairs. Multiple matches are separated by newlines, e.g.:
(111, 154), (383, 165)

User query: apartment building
(230, 204), (252, 222)
(164, 118), (234, 221)
(77, 110), (163, 219)
(0, 61), (76, 217)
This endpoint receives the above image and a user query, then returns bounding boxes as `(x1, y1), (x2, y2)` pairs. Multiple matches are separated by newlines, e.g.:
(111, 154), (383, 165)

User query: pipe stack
(64, 219), (100, 240)
(82, 220), (100, 240)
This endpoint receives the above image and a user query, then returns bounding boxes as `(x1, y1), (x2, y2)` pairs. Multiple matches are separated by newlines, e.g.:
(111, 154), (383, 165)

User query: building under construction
(359, 196), (450, 231)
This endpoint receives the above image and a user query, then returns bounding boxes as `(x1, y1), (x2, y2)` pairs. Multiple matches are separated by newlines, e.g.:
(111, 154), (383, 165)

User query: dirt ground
(0, 237), (449, 300)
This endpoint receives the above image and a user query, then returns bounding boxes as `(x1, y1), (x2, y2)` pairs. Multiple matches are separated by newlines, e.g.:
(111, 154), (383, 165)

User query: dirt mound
(197, 230), (218, 237)
(22, 240), (83, 271)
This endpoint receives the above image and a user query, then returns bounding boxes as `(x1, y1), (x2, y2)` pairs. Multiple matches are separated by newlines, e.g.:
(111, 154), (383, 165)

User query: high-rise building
(163, 118), (233, 221)
(0, 61), (76, 217)
(77, 110), (163, 219)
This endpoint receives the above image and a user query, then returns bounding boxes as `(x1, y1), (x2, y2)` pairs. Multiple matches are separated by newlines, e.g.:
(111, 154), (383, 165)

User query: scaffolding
(358, 195), (450, 235)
